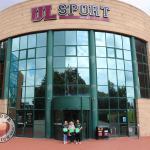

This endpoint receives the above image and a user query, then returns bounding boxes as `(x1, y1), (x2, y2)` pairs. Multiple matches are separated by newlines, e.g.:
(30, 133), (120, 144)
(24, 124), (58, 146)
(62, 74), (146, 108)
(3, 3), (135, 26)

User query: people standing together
(63, 120), (83, 144)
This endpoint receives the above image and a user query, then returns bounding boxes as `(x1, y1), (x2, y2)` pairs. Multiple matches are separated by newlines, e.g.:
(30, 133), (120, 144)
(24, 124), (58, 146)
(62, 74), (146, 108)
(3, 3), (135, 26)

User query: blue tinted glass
(125, 71), (134, 86)
(19, 60), (26, 70)
(106, 33), (114, 47)
(28, 34), (36, 48)
(37, 32), (47, 47)
(97, 86), (108, 95)
(107, 48), (115, 58)
(108, 70), (117, 85)
(66, 46), (76, 56)
(53, 57), (65, 68)
(125, 61), (132, 71)
(97, 69), (108, 85)
(28, 49), (35, 58)
(96, 47), (106, 57)
(116, 49), (123, 59)
(97, 58), (107, 68)
(27, 59), (35, 70)
(107, 58), (116, 69)
(95, 32), (106, 46)
(35, 69), (46, 86)
(11, 51), (19, 61)
(19, 50), (26, 59)
(54, 31), (65, 45)
(78, 68), (89, 84)
(54, 46), (65, 56)
(12, 37), (19, 51)
(36, 47), (46, 58)
(115, 34), (122, 49)
(117, 70), (125, 86)
(26, 70), (35, 86)
(126, 87), (134, 97)
(123, 36), (131, 50)
(77, 31), (88, 45)
(20, 36), (27, 49)
(78, 57), (89, 67)
(26, 86), (34, 97)
(66, 31), (76, 45)
(36, 58), (46, 69)
(124, 50), (131, 60)
(66, 57), (77, 68)
(117, 59), (124, 70)
(77, 46), (89, 56)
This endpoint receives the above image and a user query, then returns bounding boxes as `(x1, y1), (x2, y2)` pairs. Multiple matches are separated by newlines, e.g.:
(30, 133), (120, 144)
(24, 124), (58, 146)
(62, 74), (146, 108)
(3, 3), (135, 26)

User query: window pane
(95, 32), (106, 46)
(125, 71), (134, 86)
(78, 57), (89, 67)
(54, 46), (65, 56)
(26, 86), (35, 97)
(97, 58), (107, 68)
(126, 87), (134, 97)
(66, 46), (76, 56)
(36, 58), (46, 69)
(53, 57), (65, 68)
(19, 60), (26, 70)
(108, 70), (117, 85)
(117, 70), (125, 86)
(12, 37), (19, 51)
(25, 98), (34, 109)
(125, 61), (132, 71)
(28, 34), (36, 48)
(54, 31), (65, 45)
(36, 47), (46, 58)
(19, 50), (26, 59)
(78, 68), (89, 84)
(77, 46), (89, 56)
(37, 33), (47, 47)
(27, 59), (35, 70)
(123, 36), (131, 50)
(65, 57), (77, 67)
(106, 33), (114, 47)
(98, 98), (109, 109)
(116, 49), (123, 59)
(124, 50), (131, 60)
(98, 111), (109, 125)
(117, 59), (124, 70)
(35, 69), (46, 86)
(96, 47), (106, 57)
(20, 36), (27, 49)
(11, 51), (19, 61)
(97, 69), (108, 85)
(26, 70), (35, 86)
(77, 31), (88, 45)
(28, 49), (35, 58)
(115, 34), (122, 49)
(107, 48), (115, 58)
(53, 69), (65, 84)
(108, 58), (116, 69)
(66, 31), (76, 45)
(97, 86), (108, 97)
(110, 98), (118, 109)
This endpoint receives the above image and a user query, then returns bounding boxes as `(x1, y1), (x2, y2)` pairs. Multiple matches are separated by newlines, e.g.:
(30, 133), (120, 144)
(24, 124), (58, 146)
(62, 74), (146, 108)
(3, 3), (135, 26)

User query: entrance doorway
(53, 110), (90, 140)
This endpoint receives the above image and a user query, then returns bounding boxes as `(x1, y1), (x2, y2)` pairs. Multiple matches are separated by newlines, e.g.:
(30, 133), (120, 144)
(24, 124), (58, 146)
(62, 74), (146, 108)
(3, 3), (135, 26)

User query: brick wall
(0, 99), (7, 114)
(136, 99), (150, 137)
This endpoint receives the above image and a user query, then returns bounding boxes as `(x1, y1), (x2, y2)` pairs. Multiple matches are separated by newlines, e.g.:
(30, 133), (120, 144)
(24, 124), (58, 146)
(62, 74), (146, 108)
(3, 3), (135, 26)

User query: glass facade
(135, 39), (150, 98)
(8, 32), (47, 137)
(5, 30), (150, 139)
(95, 32), (136, 136)
(0, 41), (7, 98)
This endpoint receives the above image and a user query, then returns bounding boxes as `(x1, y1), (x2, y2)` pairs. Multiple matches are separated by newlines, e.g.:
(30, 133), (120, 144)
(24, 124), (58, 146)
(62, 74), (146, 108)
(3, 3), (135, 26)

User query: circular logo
(0, 114), (15, 143)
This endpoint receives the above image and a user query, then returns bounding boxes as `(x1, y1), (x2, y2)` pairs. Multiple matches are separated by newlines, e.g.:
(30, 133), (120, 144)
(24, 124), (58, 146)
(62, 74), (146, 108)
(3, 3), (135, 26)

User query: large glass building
(0, 0), (150, 139)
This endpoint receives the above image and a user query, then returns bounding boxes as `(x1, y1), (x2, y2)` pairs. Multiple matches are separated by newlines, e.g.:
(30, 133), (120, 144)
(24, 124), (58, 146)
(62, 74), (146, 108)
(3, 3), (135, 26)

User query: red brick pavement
(0, 137), (150, 150)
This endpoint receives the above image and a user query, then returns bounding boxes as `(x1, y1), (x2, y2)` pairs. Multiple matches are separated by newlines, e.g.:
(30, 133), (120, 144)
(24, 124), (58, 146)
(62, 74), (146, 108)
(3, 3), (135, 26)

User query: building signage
(32, 4), (110, 22)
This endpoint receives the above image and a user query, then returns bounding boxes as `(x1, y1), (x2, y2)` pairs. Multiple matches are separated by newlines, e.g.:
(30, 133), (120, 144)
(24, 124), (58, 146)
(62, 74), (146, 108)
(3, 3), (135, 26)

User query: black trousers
(75, 133), (81, 142)
(69, 133), (75, 142)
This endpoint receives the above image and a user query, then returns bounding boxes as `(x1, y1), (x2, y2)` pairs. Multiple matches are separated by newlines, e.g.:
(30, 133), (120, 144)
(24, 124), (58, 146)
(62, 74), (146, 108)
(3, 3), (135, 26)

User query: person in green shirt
(75, 120), (83, 144)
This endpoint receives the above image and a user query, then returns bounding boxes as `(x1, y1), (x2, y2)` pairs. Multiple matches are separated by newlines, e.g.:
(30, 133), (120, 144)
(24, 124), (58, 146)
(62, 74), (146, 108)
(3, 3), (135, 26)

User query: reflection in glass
(95, 32), (106, 46)
(125, 61), (132, 71)
(119, 98), (127, 109)
(127, 98), (135, 109)
(12, 37), (19, 51)
(110, 111), (118, 123)
(77, 31), (88, 45)
(20, 36), (27, 49)
(78, 85), (89, 95)
(26, 86), (34, 97)
(25, 98), (34, 109)
(20, 71), (26, 86)
(123, 36), (131, 50)
(106, 33), (114, 47)
(124, 50), (131, 60)
(65, 57), (77, 67)
(108, 58), (116, 69)
(26, 70), (35, 86)
(53, 57), (65, 68)
(66, 46), (76, 56)
(98, 111), (109, 124)
(20, 50), (26, 59)
(125, 71), (134, 86)
(35, 86), (45, 97)
(53, 69), (65, 84)
(109, 84), (118, 97)
(27, 59), (35, 70)
(96, 47), (106, 57)
(12, 51), (19, 61)
(107, 48), (115, 58)
(110, 98), (118, 109)
(98, 98), (109, 109)
(54, 31), (65, 45)
(126, 87), (134, 97)
(78, 68), (89, 84)
(36, 47), (46, 58)
(117, 59), (124, 70)
(19, 60), (26, 70)
(36, 58), (46, 69)
(78, 57), (89, 67)
(28, 34), (36, 48)
(116, 49), (123, 59)
(77, 46), (89, 56)
(66, 31), (76, 45)
(34, 98), (45, 109)
(128, 109), (135, 123)
(53, 85), (65, 96)
(97, 86), (108, 97)
(115, 34), (122, 49)
(117, 70), (125, 86)
(66, 68), (77, 84)
(37, 33), (47, 47)
(28, 49), (35, 58)
(108, 70), (117, 85)
(97, 58), (107, 68)
(97, 69), (108, 85)
(54, 46), (65, 56)
(35, 69), (46, 86)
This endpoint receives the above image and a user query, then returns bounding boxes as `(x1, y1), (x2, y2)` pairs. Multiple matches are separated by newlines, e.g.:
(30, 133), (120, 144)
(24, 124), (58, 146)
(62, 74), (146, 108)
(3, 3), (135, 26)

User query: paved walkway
(0, 137), (150, 150)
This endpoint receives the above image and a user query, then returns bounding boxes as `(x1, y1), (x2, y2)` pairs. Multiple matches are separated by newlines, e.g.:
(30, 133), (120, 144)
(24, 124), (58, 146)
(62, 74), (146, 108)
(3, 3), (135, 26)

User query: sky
(0, 0), (150, 15)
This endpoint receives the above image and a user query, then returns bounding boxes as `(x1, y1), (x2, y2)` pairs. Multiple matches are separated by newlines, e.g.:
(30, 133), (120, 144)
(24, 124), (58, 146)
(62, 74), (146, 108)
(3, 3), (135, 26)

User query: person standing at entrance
(75, 120), (83, 144)
(63, 121), (68, 144)
(68, 121), (75, 143)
